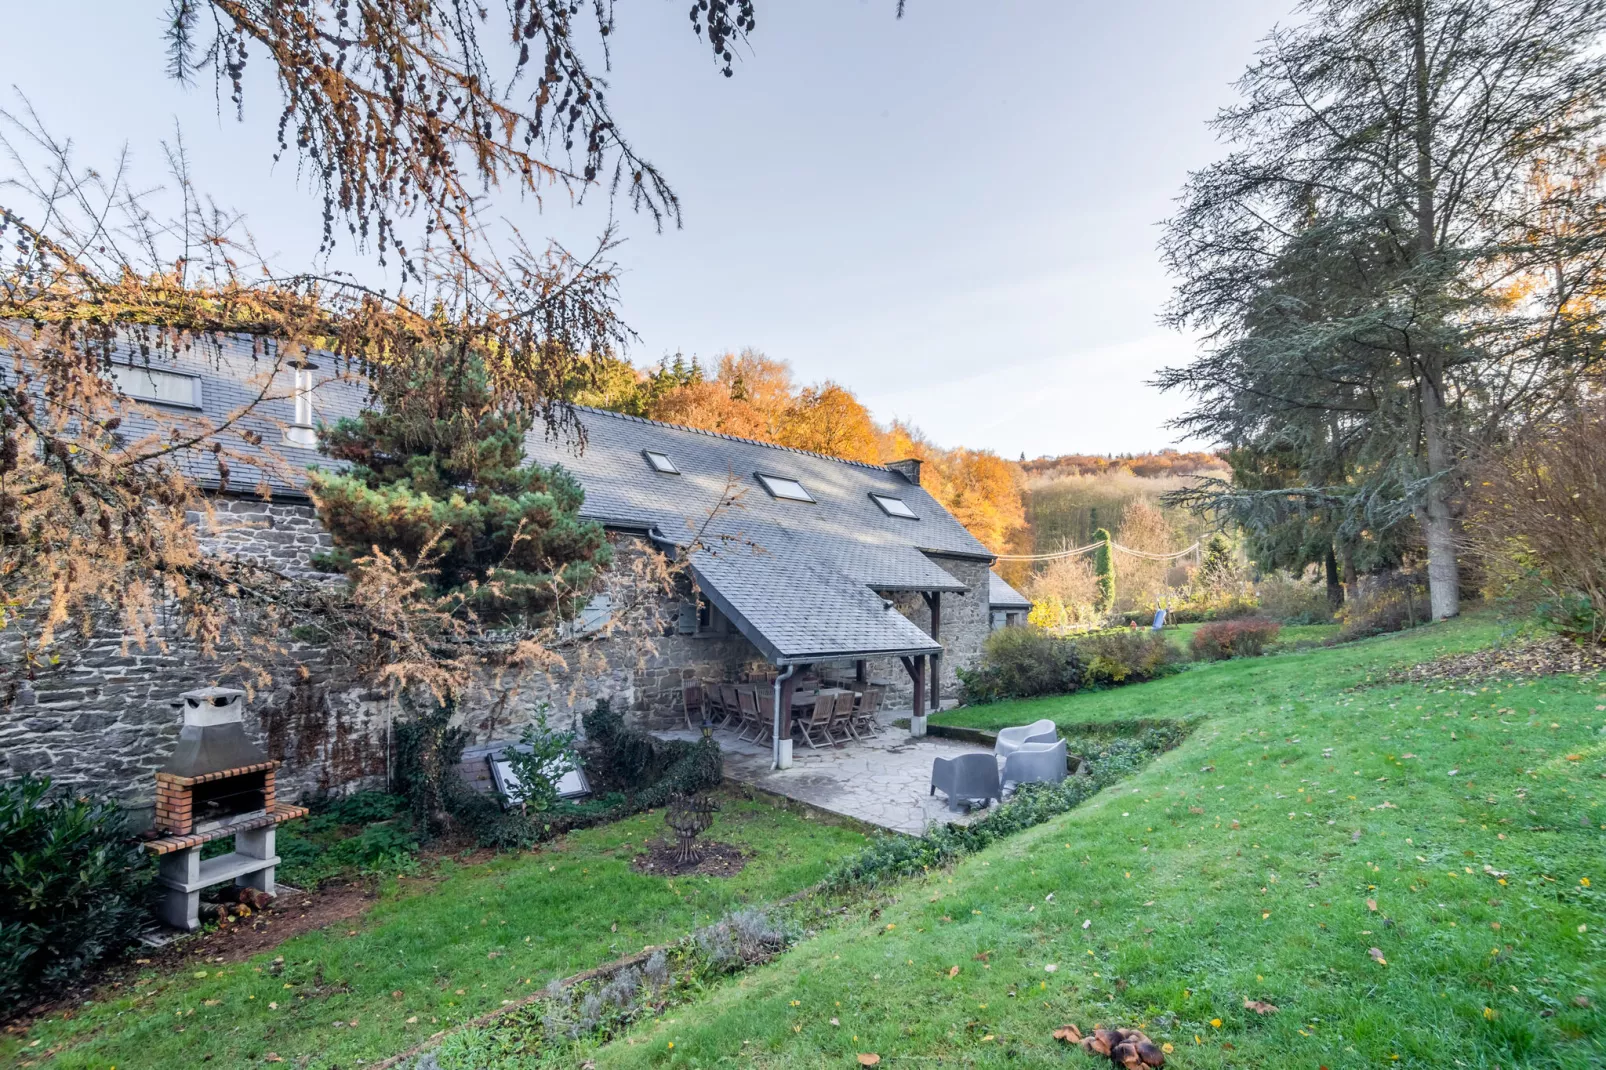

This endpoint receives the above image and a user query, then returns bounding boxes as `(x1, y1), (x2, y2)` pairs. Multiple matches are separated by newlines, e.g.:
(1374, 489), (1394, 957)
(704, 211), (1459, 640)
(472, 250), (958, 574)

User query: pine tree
(309, 348), (610, 624)
(1159, 0), (1606, 621)
(1092, 527), (1115, 614)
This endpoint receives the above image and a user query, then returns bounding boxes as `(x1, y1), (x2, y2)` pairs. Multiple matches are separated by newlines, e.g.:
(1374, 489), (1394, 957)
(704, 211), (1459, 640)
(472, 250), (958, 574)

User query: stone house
(2, 336), (1014, 809)
(988, 573), (1032, 630)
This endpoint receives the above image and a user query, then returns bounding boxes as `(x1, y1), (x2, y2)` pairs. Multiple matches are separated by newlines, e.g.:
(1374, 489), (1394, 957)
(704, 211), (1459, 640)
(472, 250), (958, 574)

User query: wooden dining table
(789, 687), (851, 710)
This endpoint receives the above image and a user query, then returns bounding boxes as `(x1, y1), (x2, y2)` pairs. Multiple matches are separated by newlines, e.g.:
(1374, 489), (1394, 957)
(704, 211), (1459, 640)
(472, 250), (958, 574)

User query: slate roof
(17, 331), (997, 665)
(523, 407), (996, 664)
(988, 572), (1032, 610)
(35, 332), (372, 497)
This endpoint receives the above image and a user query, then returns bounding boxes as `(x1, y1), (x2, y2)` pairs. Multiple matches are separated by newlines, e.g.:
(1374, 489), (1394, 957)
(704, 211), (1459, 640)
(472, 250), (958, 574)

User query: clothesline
(993, 539), (1202, 563)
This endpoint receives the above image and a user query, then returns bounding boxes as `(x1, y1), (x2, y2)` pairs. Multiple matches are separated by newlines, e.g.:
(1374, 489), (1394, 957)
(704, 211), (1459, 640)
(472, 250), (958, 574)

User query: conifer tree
(310, 348), (610, 625)
(1092, 527), (1115, 614)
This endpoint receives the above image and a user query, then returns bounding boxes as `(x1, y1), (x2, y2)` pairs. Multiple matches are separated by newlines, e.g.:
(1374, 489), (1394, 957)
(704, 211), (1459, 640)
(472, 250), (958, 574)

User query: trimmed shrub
(1092, 527), (1116, 612)
(1189, 617), (1282, 660)
(1075, 630), (1185, 686)
(959, 627), (1183, 703)
(956, 627), (1084, 704)
(0, 776), (151, 1010)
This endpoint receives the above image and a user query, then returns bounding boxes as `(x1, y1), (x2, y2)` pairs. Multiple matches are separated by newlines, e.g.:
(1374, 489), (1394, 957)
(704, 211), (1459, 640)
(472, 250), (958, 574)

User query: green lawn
(5, 794), (869, 1070)
(581, 615), (1605, 1067)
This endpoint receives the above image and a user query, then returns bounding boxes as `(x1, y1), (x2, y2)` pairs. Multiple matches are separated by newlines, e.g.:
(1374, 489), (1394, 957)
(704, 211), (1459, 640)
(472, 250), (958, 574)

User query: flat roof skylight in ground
(643, 449), (679, 474)
(870, 493), (919, 519)
(756, 473), (815, 503)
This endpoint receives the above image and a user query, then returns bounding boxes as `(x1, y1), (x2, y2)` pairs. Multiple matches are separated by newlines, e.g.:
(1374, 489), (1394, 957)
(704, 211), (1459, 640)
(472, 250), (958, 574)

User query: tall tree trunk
(1340, 541), (1358, 602)
(1411, 0), (1461, 620)
(1324, 543), (1344, 610)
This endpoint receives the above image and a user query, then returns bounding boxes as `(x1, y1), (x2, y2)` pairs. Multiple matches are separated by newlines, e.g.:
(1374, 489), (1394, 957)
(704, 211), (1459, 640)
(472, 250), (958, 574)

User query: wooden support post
(906, 653), (926, 723)
(924, 592), (942, 716)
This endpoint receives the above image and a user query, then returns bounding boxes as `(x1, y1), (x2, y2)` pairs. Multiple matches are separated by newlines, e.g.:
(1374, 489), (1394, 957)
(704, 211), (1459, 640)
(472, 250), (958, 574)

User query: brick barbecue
(143, 687), (306, 930)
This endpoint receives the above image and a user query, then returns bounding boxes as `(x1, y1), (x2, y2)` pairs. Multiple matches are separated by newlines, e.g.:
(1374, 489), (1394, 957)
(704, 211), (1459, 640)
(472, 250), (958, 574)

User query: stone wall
(0, 524), (764, 817)
(2, 499), (991, 811)
(191, 496), (334, 575)
(863, 554), (993, 710)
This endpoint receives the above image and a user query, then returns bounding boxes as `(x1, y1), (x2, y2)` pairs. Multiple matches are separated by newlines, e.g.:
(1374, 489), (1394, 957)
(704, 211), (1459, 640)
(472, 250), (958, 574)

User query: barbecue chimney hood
(161, 687), (267, 778)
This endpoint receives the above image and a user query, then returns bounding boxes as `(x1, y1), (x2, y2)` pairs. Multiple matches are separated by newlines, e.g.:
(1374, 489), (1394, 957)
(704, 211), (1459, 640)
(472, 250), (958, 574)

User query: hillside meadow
(584, 615), (1603, 1068)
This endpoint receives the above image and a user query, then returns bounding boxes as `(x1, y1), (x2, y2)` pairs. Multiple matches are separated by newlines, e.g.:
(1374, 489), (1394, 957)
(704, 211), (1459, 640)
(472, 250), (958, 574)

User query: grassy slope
(591, 617), (1605, 1068)
(7, 796), (869, 1070)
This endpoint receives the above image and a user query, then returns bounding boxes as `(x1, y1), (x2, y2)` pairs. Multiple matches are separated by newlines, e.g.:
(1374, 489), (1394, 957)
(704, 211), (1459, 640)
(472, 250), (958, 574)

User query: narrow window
(756, 473), (815, 503)
(870, 493), (918, 519)
(109, 364), (202, 409)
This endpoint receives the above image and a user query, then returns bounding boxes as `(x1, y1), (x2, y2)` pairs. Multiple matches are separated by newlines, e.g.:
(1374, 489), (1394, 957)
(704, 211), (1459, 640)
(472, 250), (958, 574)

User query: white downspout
(771, 663), (796, 770)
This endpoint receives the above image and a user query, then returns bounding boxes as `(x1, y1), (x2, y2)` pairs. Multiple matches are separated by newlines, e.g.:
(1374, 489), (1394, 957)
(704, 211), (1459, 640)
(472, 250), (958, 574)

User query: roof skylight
(870, 493), (918, 519)
(643, 449), (680, 474)
(756, 473), (815, 503)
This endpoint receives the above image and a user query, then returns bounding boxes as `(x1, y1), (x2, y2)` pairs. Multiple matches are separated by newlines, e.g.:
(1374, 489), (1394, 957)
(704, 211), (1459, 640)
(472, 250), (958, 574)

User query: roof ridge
(570, 404), (894, 473)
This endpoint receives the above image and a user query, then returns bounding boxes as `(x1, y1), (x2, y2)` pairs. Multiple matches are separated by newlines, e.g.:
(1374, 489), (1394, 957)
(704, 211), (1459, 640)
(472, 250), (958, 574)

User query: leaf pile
(1381, 635), (1606, 686)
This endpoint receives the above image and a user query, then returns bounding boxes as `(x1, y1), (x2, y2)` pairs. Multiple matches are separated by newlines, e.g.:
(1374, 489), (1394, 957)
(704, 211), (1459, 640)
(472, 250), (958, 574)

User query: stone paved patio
(657, 709), (996, 834)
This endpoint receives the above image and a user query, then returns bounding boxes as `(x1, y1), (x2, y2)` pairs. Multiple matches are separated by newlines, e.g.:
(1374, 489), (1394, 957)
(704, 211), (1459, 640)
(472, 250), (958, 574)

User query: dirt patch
(630, 838), (748, 877)
(1385, 634), (1606, 686)
(1, 881), (377, 1032)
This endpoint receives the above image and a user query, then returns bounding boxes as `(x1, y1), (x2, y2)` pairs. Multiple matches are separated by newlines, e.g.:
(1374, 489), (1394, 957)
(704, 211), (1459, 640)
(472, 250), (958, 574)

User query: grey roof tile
(23, 332), (995, 664)
(524, 408), (995, 663)
(989, 571), (1032, 609)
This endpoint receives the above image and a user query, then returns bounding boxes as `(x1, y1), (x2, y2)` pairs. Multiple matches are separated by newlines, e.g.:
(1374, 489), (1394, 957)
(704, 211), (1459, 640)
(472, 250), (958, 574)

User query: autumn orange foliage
(608, 350), (1026, 551)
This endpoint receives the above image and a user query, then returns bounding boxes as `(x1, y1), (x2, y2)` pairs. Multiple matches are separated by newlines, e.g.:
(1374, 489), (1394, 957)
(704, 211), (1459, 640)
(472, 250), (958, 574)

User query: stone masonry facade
(3, 501), (990, 817)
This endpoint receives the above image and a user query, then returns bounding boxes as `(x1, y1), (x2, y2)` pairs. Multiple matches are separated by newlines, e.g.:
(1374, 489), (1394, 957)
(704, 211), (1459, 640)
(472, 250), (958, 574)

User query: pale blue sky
(2, 1), (1295, 457)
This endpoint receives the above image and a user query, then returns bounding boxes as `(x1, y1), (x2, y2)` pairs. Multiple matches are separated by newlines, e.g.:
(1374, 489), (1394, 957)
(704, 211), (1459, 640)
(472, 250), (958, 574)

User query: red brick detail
(143, 803), (309, 856)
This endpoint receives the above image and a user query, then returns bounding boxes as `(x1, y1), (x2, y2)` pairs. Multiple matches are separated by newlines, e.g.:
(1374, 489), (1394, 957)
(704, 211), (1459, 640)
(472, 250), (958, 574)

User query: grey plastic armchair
(930, 753), (1001, 812)
(1001, 738), (1068, 791)
(994, 718), (1058, 759)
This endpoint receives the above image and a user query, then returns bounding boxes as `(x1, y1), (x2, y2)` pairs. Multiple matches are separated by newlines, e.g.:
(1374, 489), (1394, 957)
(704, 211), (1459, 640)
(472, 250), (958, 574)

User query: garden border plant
(0, 776), (153, 1011)
(396, 697), (724, 853)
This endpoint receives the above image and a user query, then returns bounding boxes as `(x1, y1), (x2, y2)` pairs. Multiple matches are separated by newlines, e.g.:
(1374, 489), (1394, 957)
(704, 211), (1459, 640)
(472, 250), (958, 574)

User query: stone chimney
(885, 458), (922, 486)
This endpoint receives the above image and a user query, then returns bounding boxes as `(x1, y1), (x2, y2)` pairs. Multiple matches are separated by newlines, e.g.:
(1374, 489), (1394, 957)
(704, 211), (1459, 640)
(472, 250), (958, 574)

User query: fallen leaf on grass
(1366, 898), (1378, 912)
(857, 1055), (881, 1066)
(1053, 1024), (1084, 1043)
(947, 965), (960, 978)
(265, 1056), (283, 1064)
(1244, 998), (1279, 1015)
(1368, 947), (1387, 965)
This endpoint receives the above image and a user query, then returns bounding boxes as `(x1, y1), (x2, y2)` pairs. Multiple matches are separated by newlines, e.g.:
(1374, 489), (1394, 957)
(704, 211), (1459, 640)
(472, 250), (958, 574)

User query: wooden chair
(849, 687), (884, 737)
(681, 680), (707, 731)
(752, 688), (776, 745)
(702, 681), (727, 727)
(720, 684), (743, 730)
(796, 692), (842, 749)
(735, 686), (763, 742)
(828, 690), (858, 741)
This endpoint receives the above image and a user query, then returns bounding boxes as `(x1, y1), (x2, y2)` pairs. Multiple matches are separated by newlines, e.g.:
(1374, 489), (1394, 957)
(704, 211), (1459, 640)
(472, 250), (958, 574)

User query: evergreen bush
(309, 347), (610, 624)
(0, 776), (151, 1009)
(1092, 527), (1116, 613)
